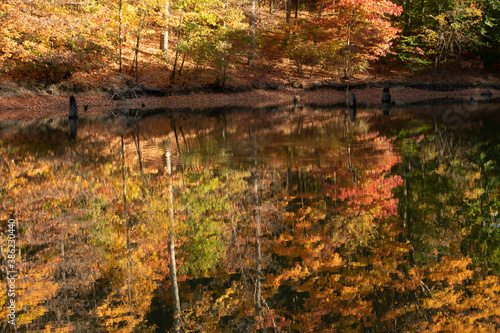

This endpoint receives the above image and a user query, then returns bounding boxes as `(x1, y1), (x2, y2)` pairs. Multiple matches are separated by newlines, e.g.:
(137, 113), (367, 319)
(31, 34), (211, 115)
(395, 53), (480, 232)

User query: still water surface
(1, 102), (500, 332)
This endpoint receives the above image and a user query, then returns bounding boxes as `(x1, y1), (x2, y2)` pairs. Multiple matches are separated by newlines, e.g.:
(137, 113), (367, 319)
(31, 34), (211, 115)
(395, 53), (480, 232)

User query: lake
(1, 101), (500, 332)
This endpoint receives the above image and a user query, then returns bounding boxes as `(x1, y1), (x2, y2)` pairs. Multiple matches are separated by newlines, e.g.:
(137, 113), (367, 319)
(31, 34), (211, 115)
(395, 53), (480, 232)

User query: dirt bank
(0, 80), (499, 121)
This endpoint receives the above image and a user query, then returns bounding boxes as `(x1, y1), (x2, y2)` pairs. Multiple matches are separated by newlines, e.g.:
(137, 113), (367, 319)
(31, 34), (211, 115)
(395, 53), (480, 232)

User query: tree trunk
(133, 12), (145, 82)
(295, 0), (300, 19)
(134, 32), (140, 82)
(344, 23), (352, 79)
(178, 35), (190, 76)
(433, 54), (438, 77)
(421, 0), (426, 27)
(248, 0), (256, 67)
(286, 0), (291, 24)
(314, 1), (324, 44)
(165, 139), (181, 333)
(170, 17), (184, 83)
(441, 49), (447, 78)
(119, 0), (123, 72)
(161, 0), (169, 63)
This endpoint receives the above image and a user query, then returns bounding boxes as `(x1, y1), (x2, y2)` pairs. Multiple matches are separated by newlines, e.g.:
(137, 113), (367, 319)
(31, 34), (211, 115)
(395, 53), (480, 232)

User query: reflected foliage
(1, 105), (500, 332)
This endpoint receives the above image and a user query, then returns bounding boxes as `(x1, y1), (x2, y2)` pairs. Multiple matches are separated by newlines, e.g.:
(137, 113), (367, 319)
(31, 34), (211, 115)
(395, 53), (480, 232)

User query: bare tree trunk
(441, 47), (448, 78)
(119, 0), (123, 72)
(433, 54), (439, 77)
(170, 17), (184, 83)
(248, 0), (256, 67)
(286, 0), (291, 24)
(161, 0), (170, 63)
(178, 35), (190, 76)
(345, 24), (352, 79)
(314, 1), (324, 44)
(133, 15), (145, 83)
(165, 139), (181, 333)
(295, 0), (300, 19)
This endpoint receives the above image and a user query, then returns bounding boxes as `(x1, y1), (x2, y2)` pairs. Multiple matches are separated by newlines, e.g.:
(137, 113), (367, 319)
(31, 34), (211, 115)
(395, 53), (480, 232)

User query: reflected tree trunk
(121, 135), (134, 332)
(134, 124), (147, 190)
(298, 168), (304, 209)
(401, 161), (415, 267)
(165, 138), (181, 333)
(171, 119), (186, 187)
(249, 127), (263, 328)
(179, 126), (189, 154)
(433, 113), (443, 229)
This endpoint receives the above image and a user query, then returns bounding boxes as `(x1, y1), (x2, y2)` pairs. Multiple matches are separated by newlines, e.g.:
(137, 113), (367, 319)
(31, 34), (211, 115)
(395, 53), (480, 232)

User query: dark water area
(1, 102), (500, 332)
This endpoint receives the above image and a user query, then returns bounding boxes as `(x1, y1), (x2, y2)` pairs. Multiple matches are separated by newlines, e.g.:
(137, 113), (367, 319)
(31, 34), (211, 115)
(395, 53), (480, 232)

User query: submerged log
(481, 90), (493, 100)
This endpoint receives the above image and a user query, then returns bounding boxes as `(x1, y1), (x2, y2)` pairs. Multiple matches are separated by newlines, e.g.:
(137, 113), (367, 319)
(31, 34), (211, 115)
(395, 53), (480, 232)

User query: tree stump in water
(349, 92), (357, 122)
(382, 87), (391, 104)
(69, 96), (78, 140)
(69, 95), (78, 118)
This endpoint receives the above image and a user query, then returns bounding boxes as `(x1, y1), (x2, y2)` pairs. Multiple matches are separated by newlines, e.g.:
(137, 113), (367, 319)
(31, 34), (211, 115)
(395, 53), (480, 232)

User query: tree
(0, 0), (114, 82)
(422, 0), (482, 77)
(119, 0), (123, 72)
(316, 0), (402, 78)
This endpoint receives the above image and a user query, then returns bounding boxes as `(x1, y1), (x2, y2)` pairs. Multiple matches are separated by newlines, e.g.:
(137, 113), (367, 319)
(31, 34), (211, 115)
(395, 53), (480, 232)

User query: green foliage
(177, 170), (245, 277)
(478, 0), (500, 64)
(392, 36), (431, 72)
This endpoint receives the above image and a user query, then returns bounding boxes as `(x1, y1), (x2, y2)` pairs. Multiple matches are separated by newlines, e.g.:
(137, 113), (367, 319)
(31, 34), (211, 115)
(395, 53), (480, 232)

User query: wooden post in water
(382, 87), (391, 104)
(382, 87), (391, 116)
(69, 95), (78, 117)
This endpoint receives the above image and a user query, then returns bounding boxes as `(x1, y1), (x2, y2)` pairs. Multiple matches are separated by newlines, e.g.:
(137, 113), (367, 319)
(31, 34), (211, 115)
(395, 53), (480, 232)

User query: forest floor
(1, 49), (500, 121)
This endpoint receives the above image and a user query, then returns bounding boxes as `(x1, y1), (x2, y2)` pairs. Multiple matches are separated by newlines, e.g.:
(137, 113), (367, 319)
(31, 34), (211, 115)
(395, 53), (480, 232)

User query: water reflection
(2, 103), (500, 332)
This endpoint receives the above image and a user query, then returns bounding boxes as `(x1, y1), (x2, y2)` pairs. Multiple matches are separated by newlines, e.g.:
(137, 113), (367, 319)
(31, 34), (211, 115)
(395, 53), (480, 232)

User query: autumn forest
(0, 0), (499, 89)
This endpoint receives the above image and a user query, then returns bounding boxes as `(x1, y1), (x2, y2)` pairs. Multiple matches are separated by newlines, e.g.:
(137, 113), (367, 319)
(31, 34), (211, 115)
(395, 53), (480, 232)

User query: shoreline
(0, 81), (499, 121)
